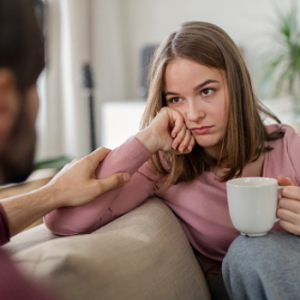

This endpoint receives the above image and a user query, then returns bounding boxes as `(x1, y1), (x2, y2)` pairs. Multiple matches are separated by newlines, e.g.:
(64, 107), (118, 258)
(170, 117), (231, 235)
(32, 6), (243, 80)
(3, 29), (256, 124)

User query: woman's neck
(210, 153), (265, 178)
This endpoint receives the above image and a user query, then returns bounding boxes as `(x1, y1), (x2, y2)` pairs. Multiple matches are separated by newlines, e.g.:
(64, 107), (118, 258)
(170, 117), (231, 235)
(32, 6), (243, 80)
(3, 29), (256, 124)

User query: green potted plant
(261, 0), (300, 117)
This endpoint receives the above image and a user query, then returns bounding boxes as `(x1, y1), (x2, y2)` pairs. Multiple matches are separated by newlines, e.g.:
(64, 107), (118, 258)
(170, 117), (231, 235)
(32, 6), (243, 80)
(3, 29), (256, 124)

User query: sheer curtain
(36, 0), (125, 160)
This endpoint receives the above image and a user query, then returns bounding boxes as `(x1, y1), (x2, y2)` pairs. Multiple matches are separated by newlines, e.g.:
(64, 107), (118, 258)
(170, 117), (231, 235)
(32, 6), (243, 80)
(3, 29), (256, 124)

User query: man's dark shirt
(0, 204), (56, 300)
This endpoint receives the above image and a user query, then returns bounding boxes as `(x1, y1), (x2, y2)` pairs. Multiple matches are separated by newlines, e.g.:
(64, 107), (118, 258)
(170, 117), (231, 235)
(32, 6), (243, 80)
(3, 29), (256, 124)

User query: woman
(45, 22), (300, 300)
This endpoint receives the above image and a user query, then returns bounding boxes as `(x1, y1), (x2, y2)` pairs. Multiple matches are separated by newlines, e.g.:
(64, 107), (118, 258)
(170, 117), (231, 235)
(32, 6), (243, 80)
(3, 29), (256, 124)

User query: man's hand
(46, 147), (130, 208)
(277, 175), (300, 235)
(1, 147), (130, 237)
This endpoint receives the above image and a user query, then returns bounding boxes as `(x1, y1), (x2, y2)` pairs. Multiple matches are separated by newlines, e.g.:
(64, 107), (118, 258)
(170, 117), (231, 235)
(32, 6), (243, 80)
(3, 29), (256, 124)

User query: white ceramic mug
(226, 177), (283, 236)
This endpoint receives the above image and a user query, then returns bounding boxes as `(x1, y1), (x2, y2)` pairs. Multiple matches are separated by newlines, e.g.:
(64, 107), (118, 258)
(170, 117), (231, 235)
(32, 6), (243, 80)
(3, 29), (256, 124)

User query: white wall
(113, 0), (293, 99)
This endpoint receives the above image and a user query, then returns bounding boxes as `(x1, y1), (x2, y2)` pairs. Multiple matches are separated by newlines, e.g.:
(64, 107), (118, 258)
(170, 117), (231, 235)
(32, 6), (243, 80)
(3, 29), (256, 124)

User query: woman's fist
(135, 107), (195, 154)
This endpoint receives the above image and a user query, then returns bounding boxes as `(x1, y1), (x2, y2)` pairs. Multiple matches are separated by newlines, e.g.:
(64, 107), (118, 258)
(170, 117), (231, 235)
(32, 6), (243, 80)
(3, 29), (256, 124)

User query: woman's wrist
(135, 128), (161, 154)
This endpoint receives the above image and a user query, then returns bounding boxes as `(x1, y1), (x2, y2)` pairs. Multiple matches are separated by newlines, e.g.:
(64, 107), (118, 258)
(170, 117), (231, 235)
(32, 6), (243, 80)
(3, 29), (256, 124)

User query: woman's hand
(135, 107), (195, 154)
(277, 175), (300, 235)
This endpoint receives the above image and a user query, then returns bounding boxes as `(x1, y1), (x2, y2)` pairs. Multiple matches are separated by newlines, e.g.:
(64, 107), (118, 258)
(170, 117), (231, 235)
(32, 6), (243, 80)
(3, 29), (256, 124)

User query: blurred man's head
(0, 0), (44, 184)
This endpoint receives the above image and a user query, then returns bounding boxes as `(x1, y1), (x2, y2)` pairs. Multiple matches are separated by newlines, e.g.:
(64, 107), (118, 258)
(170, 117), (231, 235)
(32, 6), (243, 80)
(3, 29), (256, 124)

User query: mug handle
(275, 185), (284, 222)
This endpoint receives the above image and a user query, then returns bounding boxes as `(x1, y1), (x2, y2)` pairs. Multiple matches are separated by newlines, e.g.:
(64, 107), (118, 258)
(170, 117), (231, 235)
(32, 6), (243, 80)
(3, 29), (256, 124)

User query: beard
(0, 107), (36, 185)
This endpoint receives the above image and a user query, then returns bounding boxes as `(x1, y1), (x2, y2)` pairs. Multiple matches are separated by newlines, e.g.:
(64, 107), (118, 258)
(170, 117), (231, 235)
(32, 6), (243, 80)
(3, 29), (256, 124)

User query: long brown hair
(141, 21), (284, 194)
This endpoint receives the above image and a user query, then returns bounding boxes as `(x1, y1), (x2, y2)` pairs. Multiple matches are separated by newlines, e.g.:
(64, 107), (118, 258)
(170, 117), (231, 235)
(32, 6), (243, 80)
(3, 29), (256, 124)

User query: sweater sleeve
(283, 124), (300, 186)
(44, 137), (158, 235)
(0, 204), (10, 246)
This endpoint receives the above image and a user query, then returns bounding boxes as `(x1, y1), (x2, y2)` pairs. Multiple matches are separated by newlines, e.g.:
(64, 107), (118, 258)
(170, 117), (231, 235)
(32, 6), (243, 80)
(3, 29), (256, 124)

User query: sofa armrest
(9, 197), (211, 300)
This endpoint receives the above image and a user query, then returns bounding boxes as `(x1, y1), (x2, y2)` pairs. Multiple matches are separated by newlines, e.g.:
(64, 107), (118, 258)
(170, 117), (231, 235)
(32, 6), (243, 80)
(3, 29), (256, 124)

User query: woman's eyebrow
(194, 79), (219, 91)
(164, 79), (220, 97)
(163, 91), (179, 97)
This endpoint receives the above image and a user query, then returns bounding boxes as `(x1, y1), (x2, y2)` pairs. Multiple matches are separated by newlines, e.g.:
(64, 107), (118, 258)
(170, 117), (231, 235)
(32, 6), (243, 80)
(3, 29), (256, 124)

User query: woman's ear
(0, 69), (19, 141)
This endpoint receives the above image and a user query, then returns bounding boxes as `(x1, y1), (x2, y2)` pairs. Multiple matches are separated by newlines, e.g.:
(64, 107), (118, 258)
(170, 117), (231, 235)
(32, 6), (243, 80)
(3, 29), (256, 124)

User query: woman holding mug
(45, 21), (300, 300)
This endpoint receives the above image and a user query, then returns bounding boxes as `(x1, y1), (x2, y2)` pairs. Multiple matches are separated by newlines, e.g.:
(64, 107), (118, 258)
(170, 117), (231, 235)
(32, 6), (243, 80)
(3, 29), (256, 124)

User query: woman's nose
(185, 100), (205, 122)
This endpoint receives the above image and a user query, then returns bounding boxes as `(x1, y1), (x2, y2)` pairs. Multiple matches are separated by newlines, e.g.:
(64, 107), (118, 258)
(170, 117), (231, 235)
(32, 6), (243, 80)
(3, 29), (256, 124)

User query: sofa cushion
(9, 197), (211, 300)
(3, 223), (58, 254)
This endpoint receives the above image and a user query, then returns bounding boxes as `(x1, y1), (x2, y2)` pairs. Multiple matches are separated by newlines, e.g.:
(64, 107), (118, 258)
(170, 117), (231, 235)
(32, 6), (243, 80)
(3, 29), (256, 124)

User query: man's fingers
(71, 158), (81, 164)
(97, 173), (130, 195)
(87, 147), (112, 166)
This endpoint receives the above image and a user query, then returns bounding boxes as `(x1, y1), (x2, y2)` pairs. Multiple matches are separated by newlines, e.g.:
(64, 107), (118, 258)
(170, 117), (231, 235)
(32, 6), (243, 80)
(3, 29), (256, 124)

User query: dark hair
(141, 21), (284, 194)
(0, 0), (45, 92)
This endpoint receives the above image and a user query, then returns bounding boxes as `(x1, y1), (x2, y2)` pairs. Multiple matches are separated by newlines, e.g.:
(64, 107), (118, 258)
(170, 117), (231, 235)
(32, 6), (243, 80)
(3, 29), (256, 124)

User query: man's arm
(0, 147), (130, 237)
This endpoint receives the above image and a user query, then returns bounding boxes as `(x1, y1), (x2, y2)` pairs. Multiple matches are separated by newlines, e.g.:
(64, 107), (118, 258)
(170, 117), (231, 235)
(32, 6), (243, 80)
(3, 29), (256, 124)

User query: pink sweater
(44, 124), (300, 275)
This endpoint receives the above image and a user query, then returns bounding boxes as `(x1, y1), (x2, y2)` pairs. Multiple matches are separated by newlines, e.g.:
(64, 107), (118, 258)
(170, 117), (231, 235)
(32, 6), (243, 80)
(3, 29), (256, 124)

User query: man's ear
(0, 69), (19, 141)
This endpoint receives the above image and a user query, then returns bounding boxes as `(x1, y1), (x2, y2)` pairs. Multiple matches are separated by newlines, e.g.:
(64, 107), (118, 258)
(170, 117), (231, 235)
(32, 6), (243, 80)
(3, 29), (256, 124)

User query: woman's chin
(195, 137), (224, 156)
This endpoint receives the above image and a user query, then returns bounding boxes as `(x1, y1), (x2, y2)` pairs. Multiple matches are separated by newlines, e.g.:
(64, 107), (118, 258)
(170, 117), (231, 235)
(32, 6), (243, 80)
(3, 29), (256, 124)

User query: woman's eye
(170, 97), (182, 103)
(201, 89), (213, 96)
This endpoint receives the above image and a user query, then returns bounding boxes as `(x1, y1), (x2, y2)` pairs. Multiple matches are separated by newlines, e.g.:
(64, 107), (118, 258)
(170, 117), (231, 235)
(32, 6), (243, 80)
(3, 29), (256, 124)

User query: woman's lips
(191, 126), (213, 134)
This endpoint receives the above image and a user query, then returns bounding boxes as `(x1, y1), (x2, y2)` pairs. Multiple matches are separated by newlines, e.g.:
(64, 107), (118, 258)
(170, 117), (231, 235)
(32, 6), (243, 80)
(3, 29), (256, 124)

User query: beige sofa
(3, 197), (212, 300)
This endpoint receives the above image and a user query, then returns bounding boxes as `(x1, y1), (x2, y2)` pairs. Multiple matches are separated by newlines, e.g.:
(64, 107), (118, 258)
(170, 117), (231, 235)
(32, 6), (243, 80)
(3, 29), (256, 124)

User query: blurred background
(34, 0), (300, 168)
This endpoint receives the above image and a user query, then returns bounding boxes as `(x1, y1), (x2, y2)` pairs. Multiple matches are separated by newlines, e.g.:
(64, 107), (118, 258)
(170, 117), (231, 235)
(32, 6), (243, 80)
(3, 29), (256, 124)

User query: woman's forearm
(44, 137), (153, 236)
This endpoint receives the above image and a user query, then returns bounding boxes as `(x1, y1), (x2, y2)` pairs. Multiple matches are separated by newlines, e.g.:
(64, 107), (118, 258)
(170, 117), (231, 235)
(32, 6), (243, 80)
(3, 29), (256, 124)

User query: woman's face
(164, 57), (229, 159)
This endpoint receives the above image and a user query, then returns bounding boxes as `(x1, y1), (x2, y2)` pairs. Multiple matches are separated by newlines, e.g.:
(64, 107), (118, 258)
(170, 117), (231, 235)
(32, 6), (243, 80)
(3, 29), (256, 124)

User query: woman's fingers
(172, 126), (186, 150)
(282, 186), (300, 201)
(172, 129), (195, 154)
(167, 109), (195, 153)
(277, 196), (300, 235)
(178, 129), (193, 153)
(277, 207), (300, 224)
(187, 133), (196, 152)
(150, 107), (194, 153)
(279, 219), (300, 236)
(277, 175), (295, 187)
(170, 111), (185, 139)
(279, 198), (300, 214)
(167, 109), (185, 150)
